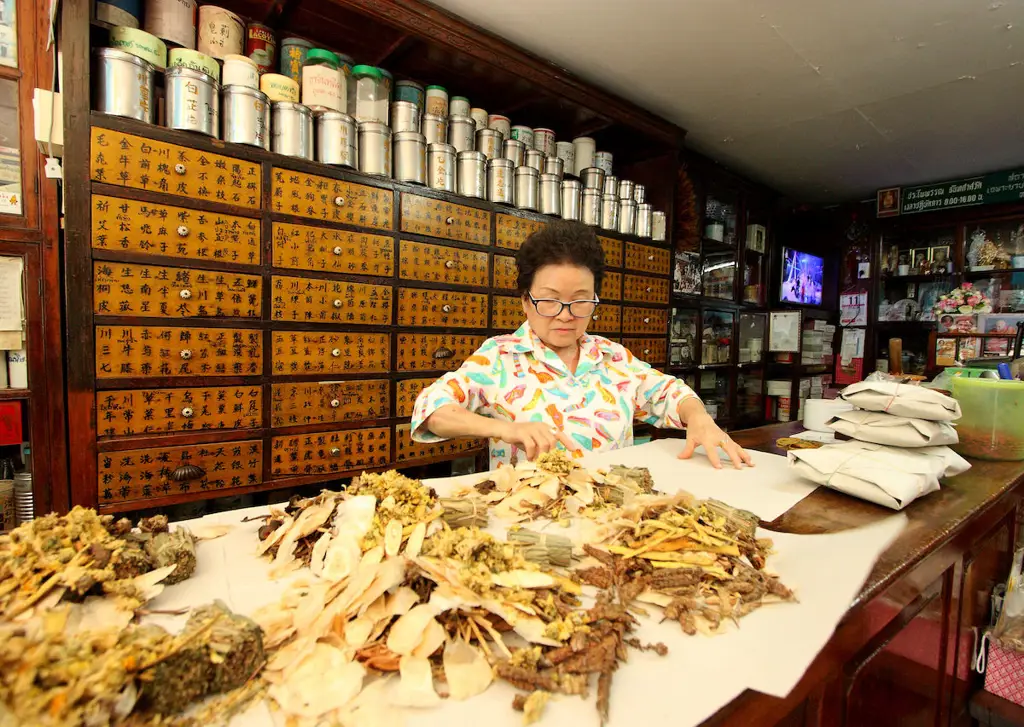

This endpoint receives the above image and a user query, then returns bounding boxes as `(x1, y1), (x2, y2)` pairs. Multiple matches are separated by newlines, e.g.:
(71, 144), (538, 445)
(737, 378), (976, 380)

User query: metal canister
(514, 166), (540, 211)
(579, 167), (605, 191)
(488, 114), (510, 137)
(556, 141), (575, 178)
(502, 138), (525, 167)
(602, 174), (619, 196)
(510, 125), (533, 148)
(457, 151), (486, 199)
(448, 115), (476, 154)
(450, 96), (471, 118)
(394, 131), (426, 185)
(600, 193), (619, 231)
(573, 136), (596, 175)
(475, 128), (502, 160)
(272, 101), (313, 159)
(222, 53), (258, 88)
(427, 143), (457, 192)
(487, 157), (514, 205)
(543, 155), (564, 179)
(594, 151), (614, 175)
(316, 110), (357, 166)
(110, 26), (167, 68)
(197, 5), (244, 60)
(168, 48), (219, 82)
(651, 210), (667, 241)
(98, 0), (142, 28)
(540, 173), (561, 216)
(222, 85), (270, 149)
(93, 47), (156, 123)
(391, 100), (419, 133)
(165, 65), (219, 137)
(143, 0), (196, 49)
(359, 121), (392, 177)
(279, 37), (312, 83)
(636, 203), (653, 238)
(525, 149), (544, 172)
(245, 22), (276, 74)
(581, 188), (601, 225)
(634, 184), (646, 204)
(395, 80), (425, 112)
(260, 73), (298, 102)
(561, 179), (582, 221)
(422, 113), (446, 145)
(533, 127), (556, 156)
(618, 198), (638, 235)
(470, 107), (488, 130)
(618, 179), (636, 201)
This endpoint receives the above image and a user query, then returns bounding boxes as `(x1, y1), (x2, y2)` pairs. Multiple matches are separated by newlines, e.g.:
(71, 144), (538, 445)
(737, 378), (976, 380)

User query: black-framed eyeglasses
(527, 293), (600, 318)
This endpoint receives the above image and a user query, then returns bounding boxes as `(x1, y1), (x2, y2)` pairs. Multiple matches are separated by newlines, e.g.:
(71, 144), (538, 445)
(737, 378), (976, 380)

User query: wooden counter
(702, 422), (1024, 727)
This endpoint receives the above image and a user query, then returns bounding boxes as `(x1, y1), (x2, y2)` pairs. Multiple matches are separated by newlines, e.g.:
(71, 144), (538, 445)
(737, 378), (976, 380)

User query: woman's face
(522, 263), (596, 350)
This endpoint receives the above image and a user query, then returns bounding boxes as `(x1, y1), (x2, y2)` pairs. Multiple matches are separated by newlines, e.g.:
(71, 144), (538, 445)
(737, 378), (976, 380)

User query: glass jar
(301, 48), (344, 112)
(350, 65), (387, 124)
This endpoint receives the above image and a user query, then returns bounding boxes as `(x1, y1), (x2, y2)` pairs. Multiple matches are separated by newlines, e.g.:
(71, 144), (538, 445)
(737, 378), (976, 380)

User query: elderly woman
(411, 220), (752, 470)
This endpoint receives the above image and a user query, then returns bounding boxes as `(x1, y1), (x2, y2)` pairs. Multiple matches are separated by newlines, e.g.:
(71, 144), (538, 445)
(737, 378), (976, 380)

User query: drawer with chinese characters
(496, 214), (544, 250)
(395, 378), (435, 418)
(270, 275), (392, 326)
(397, 289), (488, 328)
(93, 262), (262, 319)
(95, 325), (262, 379)
(91, 196), (261, 266)
(98, 439), (263, 506)
(271, 331), (390, 376)
(491, 295), (524, 331)
(401, 195), (492, 246)
(90, 128), (262, 209)
(623, 274), (670, 305)
(600, 271), (622, 301)
(271, 167), (393, 230)
(397, 334), (487, 372)
(624, 242), (671, 276)
(270, 426), (391, 476)
(589, 305), (621, 335)
(622, 307), (669, 335)
(398, 240), (489, 287)
(394, 423), (484, 462)
(96, 386), (262, 438)
(623, 337), (668, 365)
(597, 236), (623, 267)
(270, 380), (390, 427)
(493, 254), (518, 291)
(272, 222), (394, 277)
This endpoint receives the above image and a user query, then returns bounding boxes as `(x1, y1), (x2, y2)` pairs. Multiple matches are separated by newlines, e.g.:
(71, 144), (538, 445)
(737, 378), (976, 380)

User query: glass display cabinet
(701, 188), (739, 301)
(738, 312), (766, 364)
(669, 308), (699, 368)
(701, 309), (735, 365)
(736, 369), (764, 421)
(877, 226), (957, 323)
(742, 201), (769, 306)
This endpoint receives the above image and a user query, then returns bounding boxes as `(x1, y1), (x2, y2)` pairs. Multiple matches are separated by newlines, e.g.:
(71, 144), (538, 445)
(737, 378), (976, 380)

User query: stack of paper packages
(788, 380), (971, 510)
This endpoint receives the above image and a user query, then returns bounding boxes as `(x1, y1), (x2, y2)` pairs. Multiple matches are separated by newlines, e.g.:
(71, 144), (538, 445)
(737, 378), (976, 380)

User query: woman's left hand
(678, 412), (754, 470)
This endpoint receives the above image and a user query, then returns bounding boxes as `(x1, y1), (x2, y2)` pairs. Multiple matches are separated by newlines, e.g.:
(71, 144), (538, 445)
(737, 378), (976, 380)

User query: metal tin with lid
(487, 158), (514, 205)
(279, 37), (312, 82)
(533, 127), (556, 156)
(618, 179), (636, 201)
(581, 188), (601, 226)
(222, 53), (258, 88)
(470, 107), (488, 130)
(168, 48), (219, 82)
(449, 95), (471, 118)
(316, 110), (356, 166)
(222, 85), (270, 149)
(457, 151), (486, 199)
(556, 141), (575, 178)
(651, 210), (667, 241)
(600, 193), (619, 230)
(602, 174), (619, 196)
(245, 21), (276, 74)
(543, 155), (564, 179)
(143, 0), (196, 49)
(636, 203), (653, 238)
(260, 73), (298, 102)
(579, 167), (605, 191)
(487, 114), (511, 138)
(475, 128), (502, 161)
(561, 179), (582, 221)
(425, 85), (448, 117)
(358, 121), (392, 177)
(572, 136), (596, 175)
(395, 80), (425, 112)
(448, 115), (476, 154)
(394, 131), (427, 185)
(93, 47), (156, 123)
(633, 184), (647, 204)
(525, 149), (544, 172)
(510, 125), (533, 148)
(502, 138), (525, 167)
(540, 173), (561, 216)
(391, 100), (420, 133)
(197, 5), (243, 60)
(303, 49), (344, 112)
(514, 166), (540, 211)
(594, 150), (614, 175)
(428, 143), (457, 192)
(272, 101), (313, 159)
(422, 114), (447, 145)
(166, 65), (219, 137)
(110, 26), (167, 68)
(618, 198), (638, 235)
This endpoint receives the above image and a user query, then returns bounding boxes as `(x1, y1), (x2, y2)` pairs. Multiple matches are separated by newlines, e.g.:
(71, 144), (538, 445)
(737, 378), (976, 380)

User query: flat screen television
(780, 248), (824, 306)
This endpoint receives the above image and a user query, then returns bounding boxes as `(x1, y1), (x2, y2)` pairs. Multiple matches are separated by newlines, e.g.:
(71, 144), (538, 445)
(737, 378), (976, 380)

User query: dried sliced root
(443, 638), (493, 700)
(394, 655), (441, 708)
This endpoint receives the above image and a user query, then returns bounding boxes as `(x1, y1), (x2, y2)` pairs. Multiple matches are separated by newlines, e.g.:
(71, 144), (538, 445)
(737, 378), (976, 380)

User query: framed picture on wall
(929, 245), (952, 273)
(910, 247), (931, 274)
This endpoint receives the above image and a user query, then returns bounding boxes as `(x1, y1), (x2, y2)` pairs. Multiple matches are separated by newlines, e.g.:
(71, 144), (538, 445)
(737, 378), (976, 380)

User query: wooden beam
(371, 34), (412, 66)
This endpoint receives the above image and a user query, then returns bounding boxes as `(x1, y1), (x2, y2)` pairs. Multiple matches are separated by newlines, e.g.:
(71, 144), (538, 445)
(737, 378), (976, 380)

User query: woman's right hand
(498, 421), (578, 461)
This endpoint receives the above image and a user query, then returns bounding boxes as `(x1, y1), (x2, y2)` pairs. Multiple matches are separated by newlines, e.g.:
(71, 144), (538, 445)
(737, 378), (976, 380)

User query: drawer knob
(445, 260), (455, 269)
(169, 463), (204, 482)
(334, 195), (346, 206)
(433, 346), (454, 360)
(333, 299), (343, 308)
(643, 317), (651, 324)
(643, 349), (651, 355)
(181, 407), (194, 418)
(593, 315), (599, 321)
(180, 349), (193, 360)
(177, 225), (190, 237)
(174, 163), (187, 175)
(329, 447), (342, 457)
(442, 304), (452, 313)
(180, 289), (192, 300)
(331, 348), (342, 357)
(445, 216), (454, 225)
(330, 399), (341, 408)
(645, 286), (653, 293)
(333, 246), (343, 255)
(647, 254), (655, 261)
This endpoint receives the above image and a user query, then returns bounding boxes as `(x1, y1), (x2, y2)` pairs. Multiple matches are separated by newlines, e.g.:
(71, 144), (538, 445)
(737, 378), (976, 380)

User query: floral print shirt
(411, 322), (699, 468)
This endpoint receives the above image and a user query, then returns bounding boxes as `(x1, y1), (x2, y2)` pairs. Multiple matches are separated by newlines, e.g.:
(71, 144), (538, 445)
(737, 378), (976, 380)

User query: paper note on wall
(0, 257), (24, 336)
(840, 292), (868, 327)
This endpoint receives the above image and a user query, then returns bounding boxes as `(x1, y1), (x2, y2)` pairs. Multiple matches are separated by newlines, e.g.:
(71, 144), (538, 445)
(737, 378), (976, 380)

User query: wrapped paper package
(839, 380), (961, 421)
(788, 440), (970, 510)
(827, 409), (959, 447)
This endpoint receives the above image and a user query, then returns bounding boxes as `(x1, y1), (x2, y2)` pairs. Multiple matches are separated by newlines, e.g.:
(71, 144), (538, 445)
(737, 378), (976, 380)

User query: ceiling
(427, 0), (1024, 204)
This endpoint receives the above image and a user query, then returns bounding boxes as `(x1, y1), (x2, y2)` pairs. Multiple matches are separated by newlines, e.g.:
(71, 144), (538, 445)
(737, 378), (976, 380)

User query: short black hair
(515, 220), (605, 296)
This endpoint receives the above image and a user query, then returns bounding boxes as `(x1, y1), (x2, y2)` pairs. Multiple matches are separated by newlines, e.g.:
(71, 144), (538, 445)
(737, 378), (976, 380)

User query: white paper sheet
(0, 257), (24, 332)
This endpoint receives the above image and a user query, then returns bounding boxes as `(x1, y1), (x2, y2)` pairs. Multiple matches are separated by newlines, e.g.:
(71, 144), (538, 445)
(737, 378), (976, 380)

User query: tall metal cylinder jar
(581, 188), (601, 226)
(422, 114), (446, 145)
(539, 173), (561, 216)
(316, 110), (357, 166)
(358, 121), (392, 177)
(634, 184), (647, 204)
(618, 198), (638, 235)
(448, 115), (476, 154)
(272, 102), (313, 159)
(580, 167), (605, 191)
(525, 149), (544, 172)
(651, 210), (667, 241)
(166, 66), (220, 138)
(457, 151), (486, 199)
(618, 179), (636, 201)
(427, 143), (457, 193)
(502, 139), (525, 167)
(561, 179), (582, 221)
(636, 203), (653, 238)
(602, 175), (619, 196)
(475, 129), (502, 161)
(394, 131), (426, 185)
(94, 48), (156, 123)
(600, 193), (619, 231)
(222, 85), (270, 149)
(514, 166), (540, 211)
(487, 158), (514, 205)
(543, 156), (564, 179)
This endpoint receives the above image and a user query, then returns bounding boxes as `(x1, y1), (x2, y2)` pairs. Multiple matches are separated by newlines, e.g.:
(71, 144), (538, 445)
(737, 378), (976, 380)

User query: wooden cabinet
(492, 295), (524, 331)
(396, 378), (436, 417)
(397, 334), (487, 372)
(401, 195), (491, 245)
(601, 271), (622, 301)
(622, 307), (669, 335)
(271, 167), (393, 229)
(95, 325), (262, 379)
(271, 381), (390, 427)
(96, 386), (262, 438)
(623, 274), (670, 305)
(271, 331), (390, 376)
(272, 222), (393, 276)
(399, 240), (489, 286)
(397, 288), (488, 328)
(590, 305), (621, 335)
(623, 337), (668, 364)
(270, 275), (392, 325)
(624, 241), (671, 275)
(94, 262), (262, 318)
(493, 253), (518, 290)
(270, 427), (391, 476)
(598, 236), (624, 267)
(496, 214), (544, 250)
(395, 423), (483, 462)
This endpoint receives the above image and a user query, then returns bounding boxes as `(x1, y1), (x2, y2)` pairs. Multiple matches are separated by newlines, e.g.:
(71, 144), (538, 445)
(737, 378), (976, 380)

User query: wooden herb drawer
(398, 240), (489, 287)
(271, 380), (390, 428)
(98, 440), (263, 506)
(96, 386), (262, 438)
(397, 334), (486, 372)
(270, 426), (391, 477)
(91, 195), (261, 266)
(496, 214), (544, 250)
(271, 167), (393, 230)
(622, 307), (669, 335)
(493, 254), (518, 291)
(598, 236), (623, 267)
(90, 128), (262, 209)
(623, 274), (670, 305)
(95, 325), (262, 379)
(492, 295), (524, 331)
(271, 332), (390, 376)
(623, 337), (668, 364)
(400, 195), (492, 246)
(590, 305), (621, 335)
(270, 275), (391, 326)
(624, 242), (671, 275)
(395, 378), (435, 418)
(93, 261), (262, 319)
(397, 288), (488, 328)
(394, 423), (484, 462)
(600, 271), (622, 301)
(272, 222), (394, 277)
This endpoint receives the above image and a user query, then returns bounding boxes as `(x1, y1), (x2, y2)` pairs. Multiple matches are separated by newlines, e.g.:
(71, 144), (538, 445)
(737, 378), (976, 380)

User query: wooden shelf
(701, 237), (738, 253)
(964, 267), (1024, 277)
(0, 389), (29, 401)
(880, 273), (957, 283)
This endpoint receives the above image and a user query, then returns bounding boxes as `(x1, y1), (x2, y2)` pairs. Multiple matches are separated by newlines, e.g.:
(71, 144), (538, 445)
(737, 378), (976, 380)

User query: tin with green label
(279, 37), (312, 83)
